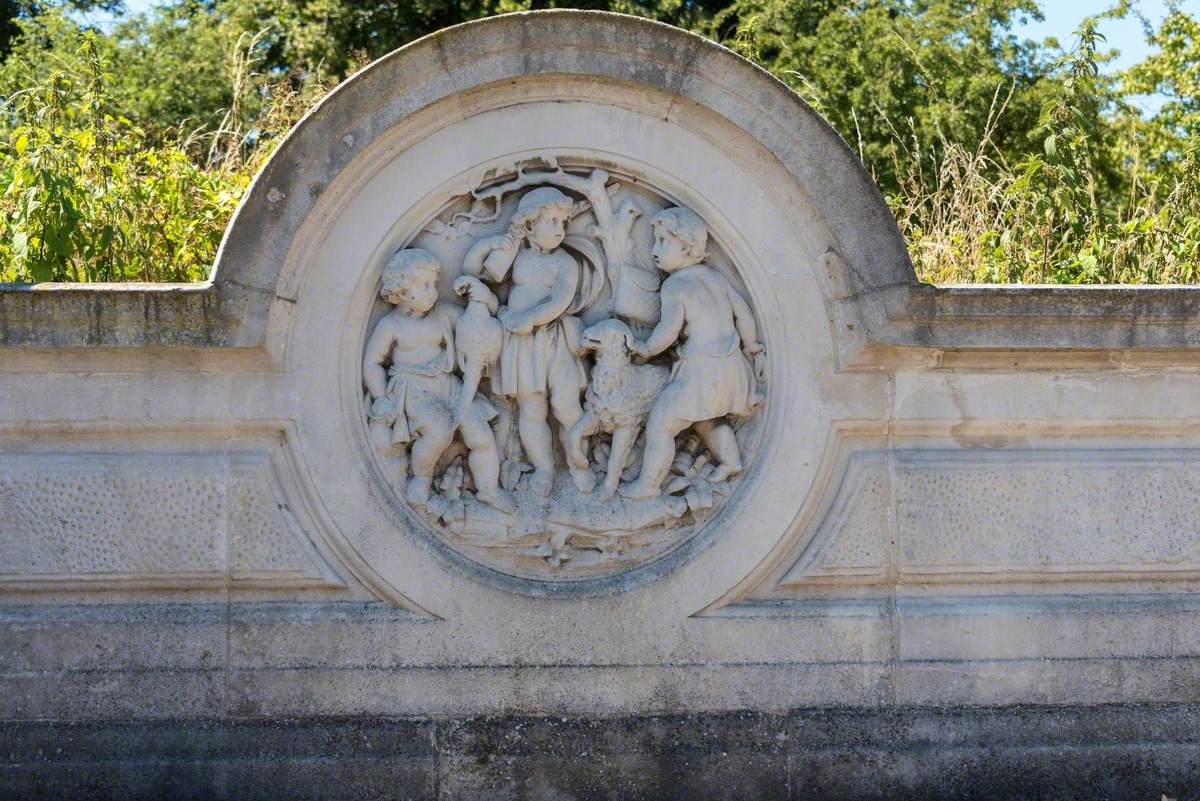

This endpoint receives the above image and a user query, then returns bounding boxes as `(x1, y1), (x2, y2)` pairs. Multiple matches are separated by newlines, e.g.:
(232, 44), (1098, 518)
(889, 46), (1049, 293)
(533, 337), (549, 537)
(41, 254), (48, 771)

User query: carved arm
(362, 318), (396, 399)
(515, 259), (580, 329)
(728, 284), (761, 353)
(454, 275), (500, 314)
(463, 231), (520, 283)
(636, 280), (685, 358)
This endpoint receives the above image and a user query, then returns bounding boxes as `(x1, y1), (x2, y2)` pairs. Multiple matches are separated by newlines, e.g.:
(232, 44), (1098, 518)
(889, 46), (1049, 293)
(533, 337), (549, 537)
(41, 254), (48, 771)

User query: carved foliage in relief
(361, 158), (767, 581)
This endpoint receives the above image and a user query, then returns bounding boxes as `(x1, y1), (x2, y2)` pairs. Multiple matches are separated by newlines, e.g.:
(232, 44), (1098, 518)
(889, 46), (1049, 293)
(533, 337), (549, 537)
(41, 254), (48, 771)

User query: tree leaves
(0, 34), (243, 282)
(0, 1), (1196, 284)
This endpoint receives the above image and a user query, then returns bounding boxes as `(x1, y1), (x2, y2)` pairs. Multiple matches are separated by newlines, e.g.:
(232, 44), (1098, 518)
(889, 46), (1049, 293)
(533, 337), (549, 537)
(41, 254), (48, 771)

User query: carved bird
(452, 275), (502, 426)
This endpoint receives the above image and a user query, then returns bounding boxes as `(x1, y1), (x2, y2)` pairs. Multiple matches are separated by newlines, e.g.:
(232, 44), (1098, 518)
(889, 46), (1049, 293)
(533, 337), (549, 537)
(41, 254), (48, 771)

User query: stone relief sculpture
(362, 249), (508, 512)
(362, 158), (767, 581)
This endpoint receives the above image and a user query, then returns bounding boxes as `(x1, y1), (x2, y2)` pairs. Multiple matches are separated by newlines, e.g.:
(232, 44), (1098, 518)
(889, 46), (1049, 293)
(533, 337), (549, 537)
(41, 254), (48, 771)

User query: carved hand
(453, 275), (481, 299)
(745, 342), (767, 382)
(502, 224), (524, 249)
(369, 395), (399, 422)
(500, 309), (534, 336)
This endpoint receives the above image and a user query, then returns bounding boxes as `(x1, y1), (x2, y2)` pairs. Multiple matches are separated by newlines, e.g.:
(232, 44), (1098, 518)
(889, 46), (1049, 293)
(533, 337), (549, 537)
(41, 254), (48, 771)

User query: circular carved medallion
(360, 156), (768, 584)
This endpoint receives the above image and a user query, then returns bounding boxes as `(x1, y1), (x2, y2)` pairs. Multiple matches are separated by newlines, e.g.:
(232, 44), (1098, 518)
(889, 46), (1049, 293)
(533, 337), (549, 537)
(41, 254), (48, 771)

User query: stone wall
(2, 11), (1199, 799)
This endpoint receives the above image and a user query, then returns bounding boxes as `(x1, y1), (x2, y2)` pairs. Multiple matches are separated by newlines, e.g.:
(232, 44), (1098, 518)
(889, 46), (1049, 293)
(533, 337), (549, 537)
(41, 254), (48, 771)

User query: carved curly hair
(510, 186), (574, 231)
(379, 248), (441, 304)
(650, 206), (708, 263)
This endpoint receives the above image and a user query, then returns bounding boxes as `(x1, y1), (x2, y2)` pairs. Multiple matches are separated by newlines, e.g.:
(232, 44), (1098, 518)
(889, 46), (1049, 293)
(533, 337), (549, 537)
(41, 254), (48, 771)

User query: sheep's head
(582, 318), (635, 365)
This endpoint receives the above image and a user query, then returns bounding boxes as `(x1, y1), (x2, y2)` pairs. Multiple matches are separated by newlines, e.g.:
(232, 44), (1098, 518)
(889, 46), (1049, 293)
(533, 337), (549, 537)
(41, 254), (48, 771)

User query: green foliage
(1121, 7), (1200, 171)
(0, 1), (120, 59)
(0, 34), (246, 281)
(896, 14), (1200, 284)
(0, 0), (1197, 284)
(713, 0), (1058, 194)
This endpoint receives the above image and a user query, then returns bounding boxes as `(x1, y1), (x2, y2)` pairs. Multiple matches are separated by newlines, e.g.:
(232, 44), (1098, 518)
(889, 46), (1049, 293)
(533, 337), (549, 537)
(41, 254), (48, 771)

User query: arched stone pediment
(176, 6), (924, 605)
(210, 10), (914, 359)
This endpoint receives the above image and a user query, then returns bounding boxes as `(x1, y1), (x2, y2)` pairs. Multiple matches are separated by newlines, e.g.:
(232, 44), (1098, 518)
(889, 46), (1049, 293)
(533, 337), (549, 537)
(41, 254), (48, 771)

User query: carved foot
(707, 463), (743, 484)
(570, 465), (596, 494)
(529, 468), (554, 497)
(406, 475), (434, 506)
(500, 459), (532, 492)
(619, 481), (660, 499)
(475, 488), (515, 514)
(566, 435), (588, 471)
(599, 479), (618, 499)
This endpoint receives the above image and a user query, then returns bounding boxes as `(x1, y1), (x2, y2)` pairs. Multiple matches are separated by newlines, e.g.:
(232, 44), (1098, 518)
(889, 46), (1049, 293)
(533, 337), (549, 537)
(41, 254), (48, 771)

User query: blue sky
(1016, 0), (1196, 69)
(1016, 0), (1198, 112)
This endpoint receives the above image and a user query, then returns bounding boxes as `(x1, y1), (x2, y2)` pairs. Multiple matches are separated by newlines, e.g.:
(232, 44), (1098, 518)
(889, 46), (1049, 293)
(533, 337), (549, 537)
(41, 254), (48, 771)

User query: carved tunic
(491, 248), (588, 399)
(663, 345), (759, 423)
(657, 265), (762, 423)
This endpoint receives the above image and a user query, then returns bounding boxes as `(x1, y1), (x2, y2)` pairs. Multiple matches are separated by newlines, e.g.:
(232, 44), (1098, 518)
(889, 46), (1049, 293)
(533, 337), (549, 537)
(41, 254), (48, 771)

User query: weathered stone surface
(0, 282), (232, 347)
(780, 448), (1200, 587)
(3, 707), (1198, 800)
(0, 450), (347, 593)
(2, 10), (1200, 795)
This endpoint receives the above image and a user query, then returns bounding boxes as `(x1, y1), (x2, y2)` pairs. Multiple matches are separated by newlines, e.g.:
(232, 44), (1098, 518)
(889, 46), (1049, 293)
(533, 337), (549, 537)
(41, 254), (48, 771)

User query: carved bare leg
(517, 392), (555, 496)
(693, 419), (743, 483)
(461, 413), (513, 513)
(566, 411), (600, 472)
(621, 399), (689, 499)
(552, 386), (595, 493)
(368, 420), (393, 452)
(604, 425), (636, 498)
(405, 476), (433, 506)
(406, 421), (451, 507)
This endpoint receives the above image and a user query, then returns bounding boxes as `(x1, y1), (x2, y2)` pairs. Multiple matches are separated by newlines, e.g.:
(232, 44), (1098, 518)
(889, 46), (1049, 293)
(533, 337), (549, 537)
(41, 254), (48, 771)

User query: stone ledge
(0, 282), (234, 348)
(6, 280), (1200, 356)
(888, 283), (1200, 351)
(3, 706), (1198, 800)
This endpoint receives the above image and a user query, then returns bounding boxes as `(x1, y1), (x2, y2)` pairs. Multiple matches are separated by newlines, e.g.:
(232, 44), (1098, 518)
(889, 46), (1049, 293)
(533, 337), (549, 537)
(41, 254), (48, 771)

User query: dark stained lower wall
(4, 706), (1199, 800)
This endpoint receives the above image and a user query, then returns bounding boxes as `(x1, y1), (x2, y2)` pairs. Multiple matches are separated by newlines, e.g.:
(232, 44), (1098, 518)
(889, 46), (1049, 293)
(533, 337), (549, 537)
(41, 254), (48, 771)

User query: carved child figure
(622, 207), (765, 499)
(462, 186), (595, 497)
(362, 248), (508, 510)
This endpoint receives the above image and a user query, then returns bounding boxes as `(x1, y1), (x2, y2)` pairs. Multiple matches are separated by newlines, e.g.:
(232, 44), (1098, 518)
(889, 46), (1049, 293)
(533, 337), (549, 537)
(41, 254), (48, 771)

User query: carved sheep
(567, 318), (669, 497)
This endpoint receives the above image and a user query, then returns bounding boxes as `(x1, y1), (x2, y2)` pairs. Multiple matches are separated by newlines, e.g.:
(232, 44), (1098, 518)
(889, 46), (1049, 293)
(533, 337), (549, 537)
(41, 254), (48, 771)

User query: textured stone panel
(228, 455), (334, 583)
(0, 454), (228, 580)
(0, 451), (337, 590)
(781, 453), (890, 586)
(896, 450), (1200, 577)
(778, 448), (1200, 589)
